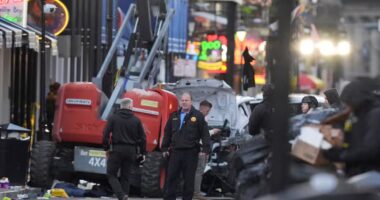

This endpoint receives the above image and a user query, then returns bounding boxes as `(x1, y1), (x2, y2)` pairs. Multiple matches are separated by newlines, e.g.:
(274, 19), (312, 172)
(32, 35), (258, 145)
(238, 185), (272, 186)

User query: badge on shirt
(191, 117), (197, 122)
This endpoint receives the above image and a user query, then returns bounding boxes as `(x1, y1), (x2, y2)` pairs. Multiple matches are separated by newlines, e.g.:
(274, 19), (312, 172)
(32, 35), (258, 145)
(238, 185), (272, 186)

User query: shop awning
(0, 18), (57, 54)
(0, 19), (23, 48)
(0, 17), (39, 50)
(0, 21), (12, 48)
(27, 25), (58, 55)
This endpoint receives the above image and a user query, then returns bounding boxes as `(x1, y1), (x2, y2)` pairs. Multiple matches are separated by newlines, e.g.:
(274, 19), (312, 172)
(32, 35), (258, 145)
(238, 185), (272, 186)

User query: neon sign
(199, 40), (222, 61)
(27, 0), (69, 36)
(197, 34), (228, 73)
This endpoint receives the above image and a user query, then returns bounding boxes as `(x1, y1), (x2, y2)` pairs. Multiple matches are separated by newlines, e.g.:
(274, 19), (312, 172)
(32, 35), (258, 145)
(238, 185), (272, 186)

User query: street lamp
(298, 38), (351, 57)
(236, 29), (247, 43)
(236, 27), (247, 65)
(337, 40), (351, 56)
(39, 1), (57, 140)
(299, 38), (315, 56)
(39, 0), (48, 140)
(258, 41), (267, 52)
(317, 39), (336, 56)
(235, 27), (247, 94)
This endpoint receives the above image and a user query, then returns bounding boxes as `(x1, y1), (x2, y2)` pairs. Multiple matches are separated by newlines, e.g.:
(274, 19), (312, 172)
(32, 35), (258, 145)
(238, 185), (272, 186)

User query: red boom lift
(29, 1), (177, 197)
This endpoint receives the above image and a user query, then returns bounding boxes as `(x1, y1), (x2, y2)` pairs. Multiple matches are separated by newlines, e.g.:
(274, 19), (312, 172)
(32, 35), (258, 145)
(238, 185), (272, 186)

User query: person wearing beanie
(324, 88), (342, 109)
(323, 78), (380, 177)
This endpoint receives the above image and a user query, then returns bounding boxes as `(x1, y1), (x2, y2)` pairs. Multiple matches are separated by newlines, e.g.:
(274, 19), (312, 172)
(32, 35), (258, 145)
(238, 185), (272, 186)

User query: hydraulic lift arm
(99, 2), (174, 120)
(92, 4), (136, 89)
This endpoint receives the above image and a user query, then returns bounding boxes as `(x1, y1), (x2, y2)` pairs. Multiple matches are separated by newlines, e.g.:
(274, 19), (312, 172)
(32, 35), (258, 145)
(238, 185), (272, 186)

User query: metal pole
(39, 0), (46, 129)
(107, 0), (113, 53)
(270, 0), (292, 193)
(225, 1), (236, 88)
(70, 0), (77, 82)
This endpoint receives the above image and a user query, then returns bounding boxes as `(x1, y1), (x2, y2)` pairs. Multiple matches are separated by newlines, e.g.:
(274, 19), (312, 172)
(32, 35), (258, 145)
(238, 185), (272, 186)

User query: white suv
(236, 93), (327, 134)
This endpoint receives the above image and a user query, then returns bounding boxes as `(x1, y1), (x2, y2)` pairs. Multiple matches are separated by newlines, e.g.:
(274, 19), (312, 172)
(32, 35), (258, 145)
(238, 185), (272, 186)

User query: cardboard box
(292, 139), (327, 165)
(291, 126), (328, 165)
(297, 124), (344, 147)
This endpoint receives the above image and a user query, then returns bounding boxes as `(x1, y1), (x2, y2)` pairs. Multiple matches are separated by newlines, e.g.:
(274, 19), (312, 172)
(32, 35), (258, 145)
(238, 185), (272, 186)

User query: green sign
(199, 40), (222, 61)
(2, 14), (20, 22)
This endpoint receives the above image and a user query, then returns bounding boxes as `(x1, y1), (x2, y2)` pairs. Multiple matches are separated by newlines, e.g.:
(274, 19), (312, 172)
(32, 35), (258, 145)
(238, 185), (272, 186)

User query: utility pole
(225, 1), (237, 88)
(39, 0), (47, 140)
(104, 0), (115, 97)
(270, 0), (292, 193)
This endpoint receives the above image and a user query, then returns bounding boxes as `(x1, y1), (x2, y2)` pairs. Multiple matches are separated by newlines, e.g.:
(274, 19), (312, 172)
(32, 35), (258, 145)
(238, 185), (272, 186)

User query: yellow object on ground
(50, 188), (69, 198)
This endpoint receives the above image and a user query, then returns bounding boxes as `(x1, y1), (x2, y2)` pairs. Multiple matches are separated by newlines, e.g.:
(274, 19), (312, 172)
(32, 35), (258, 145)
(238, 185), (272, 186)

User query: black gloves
(323, 147), (344, 162)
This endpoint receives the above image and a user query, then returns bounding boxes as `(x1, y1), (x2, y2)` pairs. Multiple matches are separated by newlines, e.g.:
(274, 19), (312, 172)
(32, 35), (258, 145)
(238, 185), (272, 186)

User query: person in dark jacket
(323, 78), (380, 177)
(46, 82), (60, 135)
(324, 88), (342, 109)
(103, 98), (146, 200)
(249, 84), (275, 140)
(162, 92), (211, 200)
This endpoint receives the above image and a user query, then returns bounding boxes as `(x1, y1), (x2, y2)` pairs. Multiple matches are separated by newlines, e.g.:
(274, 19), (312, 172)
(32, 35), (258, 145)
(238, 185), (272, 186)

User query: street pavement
(0, 187), (233, 200)
(50, 198), (233, 200)
(51, 198), (233, 200)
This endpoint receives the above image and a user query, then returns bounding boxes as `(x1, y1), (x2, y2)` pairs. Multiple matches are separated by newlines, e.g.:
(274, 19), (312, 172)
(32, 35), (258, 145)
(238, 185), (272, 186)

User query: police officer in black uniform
(249, 84), (275, 140)
(162, 92), (210, 200)
(103, 98), (146, 200)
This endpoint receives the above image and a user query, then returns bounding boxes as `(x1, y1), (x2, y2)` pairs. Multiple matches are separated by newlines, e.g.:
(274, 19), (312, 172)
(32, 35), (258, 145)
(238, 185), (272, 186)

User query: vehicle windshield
(164, 79), (238, 134)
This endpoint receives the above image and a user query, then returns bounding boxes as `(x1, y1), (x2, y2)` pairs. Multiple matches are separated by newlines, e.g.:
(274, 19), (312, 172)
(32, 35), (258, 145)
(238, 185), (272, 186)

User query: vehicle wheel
(54, 147), (78, 184)
(236, 180), (268, 200)
(235, 164), (269, 200)
(141, 151), (165, 197)
(29, 141), (56, 188)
